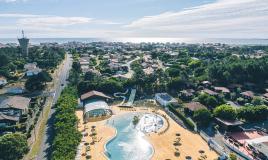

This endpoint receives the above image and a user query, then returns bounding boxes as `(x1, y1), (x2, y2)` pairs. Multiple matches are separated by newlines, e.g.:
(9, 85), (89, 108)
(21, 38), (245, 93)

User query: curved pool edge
(103, 112), (157, 160)
(103, 122), (118, 160)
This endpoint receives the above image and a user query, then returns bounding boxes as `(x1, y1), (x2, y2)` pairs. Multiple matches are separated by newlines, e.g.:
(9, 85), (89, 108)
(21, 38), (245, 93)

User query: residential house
(79, 57), (90, 66)
(215, 117), (243, 131)
(202, 89), (218, 96)
(240, 91), (254, 100)
(201, 81), (212, 88)
(24, 62), (42, 76)
(0, 96), (31, 117)
(179, 89), (195, 100)
(183, 102), (207, 115)
(214, 86), (231, 97)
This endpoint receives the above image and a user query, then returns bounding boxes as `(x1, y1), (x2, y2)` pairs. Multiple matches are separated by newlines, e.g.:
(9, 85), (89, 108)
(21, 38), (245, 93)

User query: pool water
(105, 113), (163, 160)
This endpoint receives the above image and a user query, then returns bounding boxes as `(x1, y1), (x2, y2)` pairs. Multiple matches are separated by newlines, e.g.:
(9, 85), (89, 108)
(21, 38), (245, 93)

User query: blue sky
(0, 0), (267, 38)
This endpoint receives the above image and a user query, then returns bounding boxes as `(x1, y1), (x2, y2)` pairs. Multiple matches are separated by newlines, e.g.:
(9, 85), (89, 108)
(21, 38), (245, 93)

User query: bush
(169, 105), (195, 130)
(229, 153), (237, 160)
(237, 105), (268, 122)
(213, 104), (237, 121)
(193, 108), (212, 126)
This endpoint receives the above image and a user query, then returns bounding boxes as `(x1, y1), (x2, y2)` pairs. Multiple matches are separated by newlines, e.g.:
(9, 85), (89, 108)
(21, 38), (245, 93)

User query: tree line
(51, 86), (82, 160)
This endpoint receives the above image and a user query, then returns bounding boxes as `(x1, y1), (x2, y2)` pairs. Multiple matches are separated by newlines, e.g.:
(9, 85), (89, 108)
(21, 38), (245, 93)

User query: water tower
(18, 30), (29, 57)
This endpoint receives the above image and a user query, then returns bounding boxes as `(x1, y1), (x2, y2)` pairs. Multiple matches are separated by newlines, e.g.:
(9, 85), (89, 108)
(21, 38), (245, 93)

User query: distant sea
(0, 37), (268, 45)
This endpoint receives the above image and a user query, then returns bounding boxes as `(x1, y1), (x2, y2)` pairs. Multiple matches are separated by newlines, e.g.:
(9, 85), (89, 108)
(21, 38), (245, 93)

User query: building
(24, 62), (42, 76)
(183, 102), (206, 115)
(0, 113), (19, 127)
(215, 117), (243, 131)
(214, 87), (230, 94)
(18, 30), (29, 57)
(201, 81), (212, 88)
(224, 129), (268, 160)
(240, 91), (254, 100)
(0, 96), (30, 117)
(0, 76), (7, 86)
(179, 89), (195, 100)
(202, 89), (218, 96)
(80, 90), (112, 122)
(263, 93), (268, 100)
(155, 93), (178, 107)
(6, 85), (25, 94)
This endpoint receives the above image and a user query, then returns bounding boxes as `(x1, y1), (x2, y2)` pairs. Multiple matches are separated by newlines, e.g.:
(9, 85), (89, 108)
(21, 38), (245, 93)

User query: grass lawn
(26, 97), (53, 159)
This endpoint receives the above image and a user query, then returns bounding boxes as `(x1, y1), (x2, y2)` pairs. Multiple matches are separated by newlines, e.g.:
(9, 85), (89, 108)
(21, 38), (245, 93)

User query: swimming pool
(105, 113), (163, 160)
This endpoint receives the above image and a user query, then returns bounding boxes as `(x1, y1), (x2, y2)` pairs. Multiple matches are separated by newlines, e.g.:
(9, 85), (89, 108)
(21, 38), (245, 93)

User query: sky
(0, 0), (268, 39)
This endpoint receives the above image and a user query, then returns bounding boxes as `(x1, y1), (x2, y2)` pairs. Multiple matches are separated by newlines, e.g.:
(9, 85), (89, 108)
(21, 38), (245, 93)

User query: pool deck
(76, 106), (218, 160)
(76, 111), (116, 160)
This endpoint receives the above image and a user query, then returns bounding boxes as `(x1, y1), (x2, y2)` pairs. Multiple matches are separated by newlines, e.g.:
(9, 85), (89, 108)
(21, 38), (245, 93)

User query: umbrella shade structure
(199, 150), (205, 154)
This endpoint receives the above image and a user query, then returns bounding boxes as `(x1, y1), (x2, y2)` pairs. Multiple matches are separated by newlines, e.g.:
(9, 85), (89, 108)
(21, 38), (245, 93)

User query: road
(120, 57), (140, 79)
(36, 54), (73, 160)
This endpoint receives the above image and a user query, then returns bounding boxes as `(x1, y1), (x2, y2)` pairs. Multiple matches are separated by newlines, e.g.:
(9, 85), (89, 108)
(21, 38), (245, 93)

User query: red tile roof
(241, 91), (254, 98)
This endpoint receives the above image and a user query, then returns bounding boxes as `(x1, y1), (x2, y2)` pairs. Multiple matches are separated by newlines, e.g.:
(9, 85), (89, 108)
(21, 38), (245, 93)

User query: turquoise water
(105, 113), (154, 160)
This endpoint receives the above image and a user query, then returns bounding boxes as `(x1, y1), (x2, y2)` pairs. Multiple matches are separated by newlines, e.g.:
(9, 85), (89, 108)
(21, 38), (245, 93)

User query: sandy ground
(147, 110), (218, 160)
(76, 106), (218, 160)
(76, 110), (116, 160)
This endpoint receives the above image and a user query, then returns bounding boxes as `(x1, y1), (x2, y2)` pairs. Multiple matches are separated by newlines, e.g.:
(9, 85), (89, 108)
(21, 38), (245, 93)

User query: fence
(200, 131), (228, 158)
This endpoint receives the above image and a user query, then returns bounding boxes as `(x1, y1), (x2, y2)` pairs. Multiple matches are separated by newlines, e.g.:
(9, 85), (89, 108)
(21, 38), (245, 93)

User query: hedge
(51, 86), (82, 160)
(168, 105), (195, 131)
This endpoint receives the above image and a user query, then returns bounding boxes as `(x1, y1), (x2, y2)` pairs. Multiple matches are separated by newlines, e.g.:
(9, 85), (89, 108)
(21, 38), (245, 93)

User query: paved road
(36, 54), (73, 160)
(121, 57), (140, 78)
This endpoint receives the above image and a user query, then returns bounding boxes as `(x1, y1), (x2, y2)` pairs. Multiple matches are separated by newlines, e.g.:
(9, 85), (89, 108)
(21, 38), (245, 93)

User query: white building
(0, 76), (7, 86)
(155, 93), (178, 107)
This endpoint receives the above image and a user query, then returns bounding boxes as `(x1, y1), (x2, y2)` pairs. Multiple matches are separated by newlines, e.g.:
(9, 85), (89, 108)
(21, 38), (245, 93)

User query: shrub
(213, 104), (237, 121)
(193, 108), (212, 126)
(237, 105), (268, 122)
(169, 105), (195, 130)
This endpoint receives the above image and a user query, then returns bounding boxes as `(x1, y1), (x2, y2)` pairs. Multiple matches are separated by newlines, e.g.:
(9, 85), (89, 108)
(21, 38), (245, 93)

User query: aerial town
(0, 33), (267, 160)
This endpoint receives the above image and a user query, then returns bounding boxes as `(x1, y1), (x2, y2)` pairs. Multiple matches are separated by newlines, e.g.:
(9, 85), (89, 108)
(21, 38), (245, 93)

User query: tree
(52, 87), (81, 160)
(132, 116), (140, 126)
(168, 77), (186, 91)
(251, 97), (264, 105)
(237, 105), (268, 122)
(84, 71), (98, 81)
(25, 71), (52, 91)
(229, 153), (237, 160)
(38, 71), (52, 82)
(213, 105), (237, 120)
(72, 61), (81, 73)
(193, 108), (212, 126)
(0, 54), (9, 67)
(166, 67), (180, 77)
(25, 76), (45, 91)
(198, 93), (218, 108)
(0, 133), (29, 160)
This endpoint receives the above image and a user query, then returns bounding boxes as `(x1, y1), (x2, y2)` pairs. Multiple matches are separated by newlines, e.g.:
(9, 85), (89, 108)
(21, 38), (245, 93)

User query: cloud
(124, 0), (268, 38)
(17, 16), (93, 26)
(0, 0), (28, 3)
(0, 13), (41, 18)
(0, 13), (121, 26)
